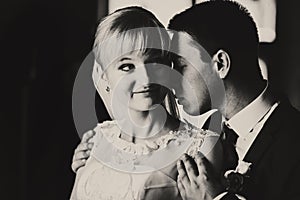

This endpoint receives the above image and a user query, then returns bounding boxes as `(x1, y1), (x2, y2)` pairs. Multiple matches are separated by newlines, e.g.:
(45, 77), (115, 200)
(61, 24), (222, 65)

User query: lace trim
(96, 120), (217, 156)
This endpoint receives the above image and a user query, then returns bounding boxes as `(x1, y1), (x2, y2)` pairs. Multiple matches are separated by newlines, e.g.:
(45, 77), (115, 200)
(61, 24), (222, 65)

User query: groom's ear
(212, 49), (231, 79)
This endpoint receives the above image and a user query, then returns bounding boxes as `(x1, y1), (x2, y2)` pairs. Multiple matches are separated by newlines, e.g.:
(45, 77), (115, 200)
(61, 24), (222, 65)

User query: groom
(72, 1), (300, 199)
(168, 1), (300, 200)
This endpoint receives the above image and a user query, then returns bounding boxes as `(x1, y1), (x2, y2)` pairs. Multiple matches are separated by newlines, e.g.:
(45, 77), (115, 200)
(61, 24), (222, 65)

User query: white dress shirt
(215, 85), (279, 200)
(226, 86), (279, 160)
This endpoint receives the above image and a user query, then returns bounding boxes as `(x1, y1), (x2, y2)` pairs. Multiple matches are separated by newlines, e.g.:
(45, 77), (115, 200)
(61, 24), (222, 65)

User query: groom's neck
(221, 79), (266, 120)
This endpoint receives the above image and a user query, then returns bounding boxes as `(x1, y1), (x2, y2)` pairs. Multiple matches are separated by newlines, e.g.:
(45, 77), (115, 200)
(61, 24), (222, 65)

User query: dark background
(1, 0), (299, 199)
(1, 0), (108, 199)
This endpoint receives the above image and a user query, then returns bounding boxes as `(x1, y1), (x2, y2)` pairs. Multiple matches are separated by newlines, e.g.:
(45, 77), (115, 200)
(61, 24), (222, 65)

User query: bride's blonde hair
(92, 6), (179, 119)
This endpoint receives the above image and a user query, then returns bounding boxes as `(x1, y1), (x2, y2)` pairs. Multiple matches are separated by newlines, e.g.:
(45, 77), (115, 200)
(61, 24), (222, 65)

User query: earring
(105, 86), (110, 92)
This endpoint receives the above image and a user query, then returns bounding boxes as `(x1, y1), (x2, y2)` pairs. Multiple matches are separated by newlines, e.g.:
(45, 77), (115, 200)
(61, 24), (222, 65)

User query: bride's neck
(119, 106), (179, 141)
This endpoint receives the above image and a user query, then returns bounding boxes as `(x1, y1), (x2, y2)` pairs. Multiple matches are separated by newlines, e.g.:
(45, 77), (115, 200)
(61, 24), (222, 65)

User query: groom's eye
(172, 56), (187, 71)
(173, 61), (187, 72)
(119, 64), (135, 72)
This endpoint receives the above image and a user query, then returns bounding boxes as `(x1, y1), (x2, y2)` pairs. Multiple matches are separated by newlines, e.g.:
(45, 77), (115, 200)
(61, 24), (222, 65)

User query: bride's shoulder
(175, 122), (219, 139)
(91, 120), (120, 142)
(95, 120), (118, 130)
(174, 122), (220, 157)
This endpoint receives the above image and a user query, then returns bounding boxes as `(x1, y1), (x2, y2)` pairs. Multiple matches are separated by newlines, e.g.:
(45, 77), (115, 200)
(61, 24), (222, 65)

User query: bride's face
(104, 49), (170, 112)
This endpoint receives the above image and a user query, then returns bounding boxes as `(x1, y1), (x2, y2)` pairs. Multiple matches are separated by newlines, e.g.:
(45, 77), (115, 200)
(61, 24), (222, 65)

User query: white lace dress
(70, 120), (219, 200)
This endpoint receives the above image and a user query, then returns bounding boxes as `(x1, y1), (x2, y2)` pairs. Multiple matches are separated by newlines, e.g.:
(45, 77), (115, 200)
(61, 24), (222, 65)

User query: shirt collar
(182, 109), (218, 129)
(226, 84), (275, 137)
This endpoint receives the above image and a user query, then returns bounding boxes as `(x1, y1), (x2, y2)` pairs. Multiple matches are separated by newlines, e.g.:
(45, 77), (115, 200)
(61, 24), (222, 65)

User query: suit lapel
(243, 124), (273, 165)
(243, 100), (288, 164)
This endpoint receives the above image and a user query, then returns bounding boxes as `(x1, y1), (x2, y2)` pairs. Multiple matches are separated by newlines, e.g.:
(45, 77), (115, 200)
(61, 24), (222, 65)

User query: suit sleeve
(284, 160), (300, 199)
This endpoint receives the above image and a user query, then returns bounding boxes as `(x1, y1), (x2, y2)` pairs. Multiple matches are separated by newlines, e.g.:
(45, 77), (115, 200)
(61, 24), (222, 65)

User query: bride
(71, 7), (222, 200)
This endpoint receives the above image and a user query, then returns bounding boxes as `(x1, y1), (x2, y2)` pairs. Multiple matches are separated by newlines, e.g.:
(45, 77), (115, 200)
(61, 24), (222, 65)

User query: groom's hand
(71, 130), (95, 173)
(177, 154), (224, 200)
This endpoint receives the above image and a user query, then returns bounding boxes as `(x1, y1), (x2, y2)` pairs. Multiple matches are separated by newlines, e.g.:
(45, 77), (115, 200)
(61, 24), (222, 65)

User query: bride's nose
(134, 63), (153, 85)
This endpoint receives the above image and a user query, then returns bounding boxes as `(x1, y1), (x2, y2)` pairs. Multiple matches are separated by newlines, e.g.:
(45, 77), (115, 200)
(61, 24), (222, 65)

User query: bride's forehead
(95, 30), (169, 68)
(101, 42), (165, 63)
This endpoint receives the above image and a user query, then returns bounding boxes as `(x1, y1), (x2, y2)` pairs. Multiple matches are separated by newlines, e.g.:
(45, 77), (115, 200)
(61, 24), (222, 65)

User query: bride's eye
(118, 64), (135, 72)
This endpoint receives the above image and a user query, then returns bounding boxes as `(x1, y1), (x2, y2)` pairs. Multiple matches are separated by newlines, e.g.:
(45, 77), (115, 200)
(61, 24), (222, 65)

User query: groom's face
(171, 32), (212, 115)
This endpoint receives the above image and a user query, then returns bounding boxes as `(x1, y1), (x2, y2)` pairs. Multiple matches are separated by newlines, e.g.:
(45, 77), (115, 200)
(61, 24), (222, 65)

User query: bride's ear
(93, 60), (104, 80)
(92, 59), (114, 118)
(92, 60), (110, 92)
(93, 60), (109, 83)
(100, 72), (110, 93)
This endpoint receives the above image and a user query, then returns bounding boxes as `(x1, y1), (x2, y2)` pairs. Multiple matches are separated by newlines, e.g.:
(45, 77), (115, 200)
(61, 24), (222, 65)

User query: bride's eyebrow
(119, 57), (132, 62)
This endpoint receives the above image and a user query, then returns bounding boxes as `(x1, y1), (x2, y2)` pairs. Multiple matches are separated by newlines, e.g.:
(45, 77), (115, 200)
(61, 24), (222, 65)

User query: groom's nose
(169, 68), (184, 94)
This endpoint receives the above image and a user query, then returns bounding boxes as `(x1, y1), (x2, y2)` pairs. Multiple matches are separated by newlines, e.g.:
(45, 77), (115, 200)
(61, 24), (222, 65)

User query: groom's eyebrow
(169, 52), (179, 61)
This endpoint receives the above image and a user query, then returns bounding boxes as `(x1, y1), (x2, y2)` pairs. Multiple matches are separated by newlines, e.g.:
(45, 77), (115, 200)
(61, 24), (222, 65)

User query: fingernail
(183, 154), (189, 160)
(86, 130), (92, 135)
(177, 160), (182, 167)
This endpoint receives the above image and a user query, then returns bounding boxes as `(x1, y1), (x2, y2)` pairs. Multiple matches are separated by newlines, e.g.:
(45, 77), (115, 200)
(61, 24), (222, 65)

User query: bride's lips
(132, 85), (161, 94)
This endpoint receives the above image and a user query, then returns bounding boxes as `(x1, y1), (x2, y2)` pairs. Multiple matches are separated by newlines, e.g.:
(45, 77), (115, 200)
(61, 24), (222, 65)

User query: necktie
(221, 123), (240, 199)
(221, 122), (239, 172)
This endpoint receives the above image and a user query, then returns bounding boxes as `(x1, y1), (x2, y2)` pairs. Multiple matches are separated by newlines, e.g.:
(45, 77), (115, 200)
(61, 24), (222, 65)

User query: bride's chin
(129, 101), (163, 112)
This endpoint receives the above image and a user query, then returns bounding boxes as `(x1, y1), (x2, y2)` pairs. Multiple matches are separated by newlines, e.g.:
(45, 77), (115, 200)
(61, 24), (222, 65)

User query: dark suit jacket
(237, 99), (300, 200)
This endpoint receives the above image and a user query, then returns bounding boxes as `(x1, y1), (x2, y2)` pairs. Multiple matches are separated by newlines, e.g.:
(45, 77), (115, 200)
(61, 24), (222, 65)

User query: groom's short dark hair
(169, 0), (261, 81)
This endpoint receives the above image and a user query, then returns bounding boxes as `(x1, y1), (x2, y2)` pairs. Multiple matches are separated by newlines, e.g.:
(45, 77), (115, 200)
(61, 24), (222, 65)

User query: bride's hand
(71, 130), (95, 173)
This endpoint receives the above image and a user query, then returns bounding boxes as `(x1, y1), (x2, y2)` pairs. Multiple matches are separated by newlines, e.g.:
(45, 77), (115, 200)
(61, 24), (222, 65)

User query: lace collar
(97, 120), (213, 156)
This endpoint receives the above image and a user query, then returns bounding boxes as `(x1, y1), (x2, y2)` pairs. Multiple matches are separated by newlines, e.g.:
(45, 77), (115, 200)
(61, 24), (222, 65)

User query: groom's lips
(133, 89), (154, 94)
(177, 97), (185, 105)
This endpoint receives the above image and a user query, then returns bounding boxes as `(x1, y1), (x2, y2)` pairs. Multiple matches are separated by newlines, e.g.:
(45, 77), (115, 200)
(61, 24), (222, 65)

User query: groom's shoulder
(269, 100), (300, 150)
(278, 100), (300, 128)
(260, 100), (300, 169)
(267, 96), (300, 126)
